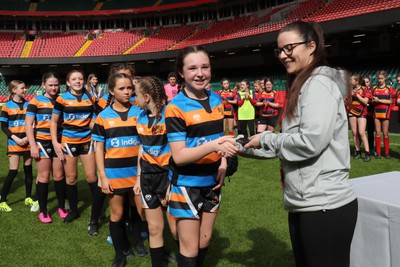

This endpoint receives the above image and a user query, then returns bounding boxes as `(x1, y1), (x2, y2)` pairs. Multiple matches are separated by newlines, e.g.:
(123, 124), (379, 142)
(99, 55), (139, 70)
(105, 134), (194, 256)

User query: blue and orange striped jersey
(52, 91), (95, 144)
(165, 89), (224, 187)
(96, 93), (110, 111)
(137, 106), (171, 174)
(0, 99), (30, 153)
(92, 104), (141, 189)
(27, 94), (61, 141)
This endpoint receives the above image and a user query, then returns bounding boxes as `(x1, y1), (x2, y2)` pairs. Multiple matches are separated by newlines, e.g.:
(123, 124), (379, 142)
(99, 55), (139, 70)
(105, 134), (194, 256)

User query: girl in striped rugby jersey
(165, 46), (238, 266)
(92, 73), (141, 267)
(26, 72), (68, 223)
(0, 80), (37, 212)
(50, 70), (102, 224)
(134, 76), (177, 266)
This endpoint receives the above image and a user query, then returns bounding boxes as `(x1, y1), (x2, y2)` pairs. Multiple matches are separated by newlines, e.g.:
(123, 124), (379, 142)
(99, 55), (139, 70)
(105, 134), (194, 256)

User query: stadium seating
(81, 31), (143, 57)
(129, 25), (196, 54)
(29, 33), (86, 58)
(309, 0), (400, 22)
(0, 32), (25, 58)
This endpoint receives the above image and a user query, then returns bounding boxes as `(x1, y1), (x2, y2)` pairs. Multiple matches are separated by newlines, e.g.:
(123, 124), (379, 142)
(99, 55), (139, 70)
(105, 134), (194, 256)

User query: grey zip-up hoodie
(243, 66), (357, 212)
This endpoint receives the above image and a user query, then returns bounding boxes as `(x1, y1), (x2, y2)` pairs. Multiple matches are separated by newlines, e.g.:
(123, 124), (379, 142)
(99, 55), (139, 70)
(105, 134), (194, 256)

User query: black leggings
(288, 199), (358, 267)
(238, 119), (255, 138)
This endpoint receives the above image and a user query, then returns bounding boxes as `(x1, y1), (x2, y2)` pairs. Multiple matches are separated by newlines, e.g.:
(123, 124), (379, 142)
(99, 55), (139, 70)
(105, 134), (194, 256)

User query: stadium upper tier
(0, 0), (398, 58)
(0, 0), (216, 13)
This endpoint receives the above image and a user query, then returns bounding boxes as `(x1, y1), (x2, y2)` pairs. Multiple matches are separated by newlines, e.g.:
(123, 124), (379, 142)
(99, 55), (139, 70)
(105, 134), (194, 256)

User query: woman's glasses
(274, 41), (309, 58)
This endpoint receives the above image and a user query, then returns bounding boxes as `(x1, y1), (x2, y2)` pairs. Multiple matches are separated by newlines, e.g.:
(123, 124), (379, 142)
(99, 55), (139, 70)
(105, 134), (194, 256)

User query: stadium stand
(81, 30), (143, 57)
(29, 33), (86, 58)
(129, 25), (197, 54)
(0, 0), (397, 58)
(0, 32), (25, 58)
(309, 0), (400, 22)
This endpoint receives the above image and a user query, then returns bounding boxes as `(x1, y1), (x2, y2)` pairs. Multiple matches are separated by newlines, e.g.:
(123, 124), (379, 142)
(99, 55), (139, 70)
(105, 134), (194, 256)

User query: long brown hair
(280, 21), (328, 121)
(136, 76), (167, 134)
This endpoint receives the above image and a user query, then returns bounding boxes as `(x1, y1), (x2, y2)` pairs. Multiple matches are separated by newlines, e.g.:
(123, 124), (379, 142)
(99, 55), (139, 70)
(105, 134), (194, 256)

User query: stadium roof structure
(0, 0), (219, 16)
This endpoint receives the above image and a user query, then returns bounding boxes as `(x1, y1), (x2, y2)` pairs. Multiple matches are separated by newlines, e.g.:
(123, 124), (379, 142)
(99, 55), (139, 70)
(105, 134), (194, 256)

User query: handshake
(216, 134), (260, 158)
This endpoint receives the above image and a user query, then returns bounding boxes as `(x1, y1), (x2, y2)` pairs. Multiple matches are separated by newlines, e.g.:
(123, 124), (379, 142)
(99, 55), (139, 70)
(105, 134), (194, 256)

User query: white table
(350, 171), (400, 267)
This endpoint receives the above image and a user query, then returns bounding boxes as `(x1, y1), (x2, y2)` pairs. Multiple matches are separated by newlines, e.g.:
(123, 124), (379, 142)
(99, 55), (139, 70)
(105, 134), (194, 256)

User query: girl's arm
(134, 145), (142, 195)
(95, 141), (113, 194)
(25, 116), (39, 159)
(227, 98), (237, 105)
(169, 137), (237, 166)
(89, 118), (95, 130)
(355, 94), (369, 106)
(213, 157), (227, 190)
(267, 101), (280, 109)
(248, 95), (258, 106)
(50, 112), (65, 160)
(373, 97), (392, 105)
(1, 121), (24, 146)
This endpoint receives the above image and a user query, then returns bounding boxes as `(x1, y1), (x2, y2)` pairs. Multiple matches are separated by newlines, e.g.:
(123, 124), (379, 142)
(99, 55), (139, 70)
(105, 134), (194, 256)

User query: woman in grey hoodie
(241, 21), (358, 267)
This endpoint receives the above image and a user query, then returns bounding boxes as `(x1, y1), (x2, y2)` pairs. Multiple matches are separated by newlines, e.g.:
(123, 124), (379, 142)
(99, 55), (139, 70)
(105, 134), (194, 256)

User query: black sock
(23, 165), (33, 198)
(131, 206), (142, 243)
(90, 185), (105, 222)
(54, 179), (66, 209)
(0, 169), (18, 202)
(88, 181), (97, 197)
(197, 247), (208, 267)
(66, 184), (78, 213)
(150, 246), (165, 267)
(36, 181), (49, 213)
(123, 195), (130, 224)
(178, 253), (197, 267)
(110, 220), (128, 258)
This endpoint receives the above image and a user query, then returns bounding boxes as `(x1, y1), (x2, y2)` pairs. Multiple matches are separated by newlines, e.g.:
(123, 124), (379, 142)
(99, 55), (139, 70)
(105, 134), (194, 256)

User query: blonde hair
(8, 80), (25, 101)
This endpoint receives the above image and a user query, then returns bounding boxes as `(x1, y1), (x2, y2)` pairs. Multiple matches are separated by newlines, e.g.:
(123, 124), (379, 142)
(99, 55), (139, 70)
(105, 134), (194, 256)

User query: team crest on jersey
(152, 125), (163, 134)
(108, 120), (115, 126)
(137, 126), (143, 133)
(68, 101), (73, 105)
(145, 194), (152, 201)
(198, 202), (203, 209)
(193, 114), (201, 121)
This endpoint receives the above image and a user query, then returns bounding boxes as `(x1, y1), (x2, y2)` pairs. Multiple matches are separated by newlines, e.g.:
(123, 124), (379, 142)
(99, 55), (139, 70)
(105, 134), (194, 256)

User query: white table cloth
(350, 171), (400, 267)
